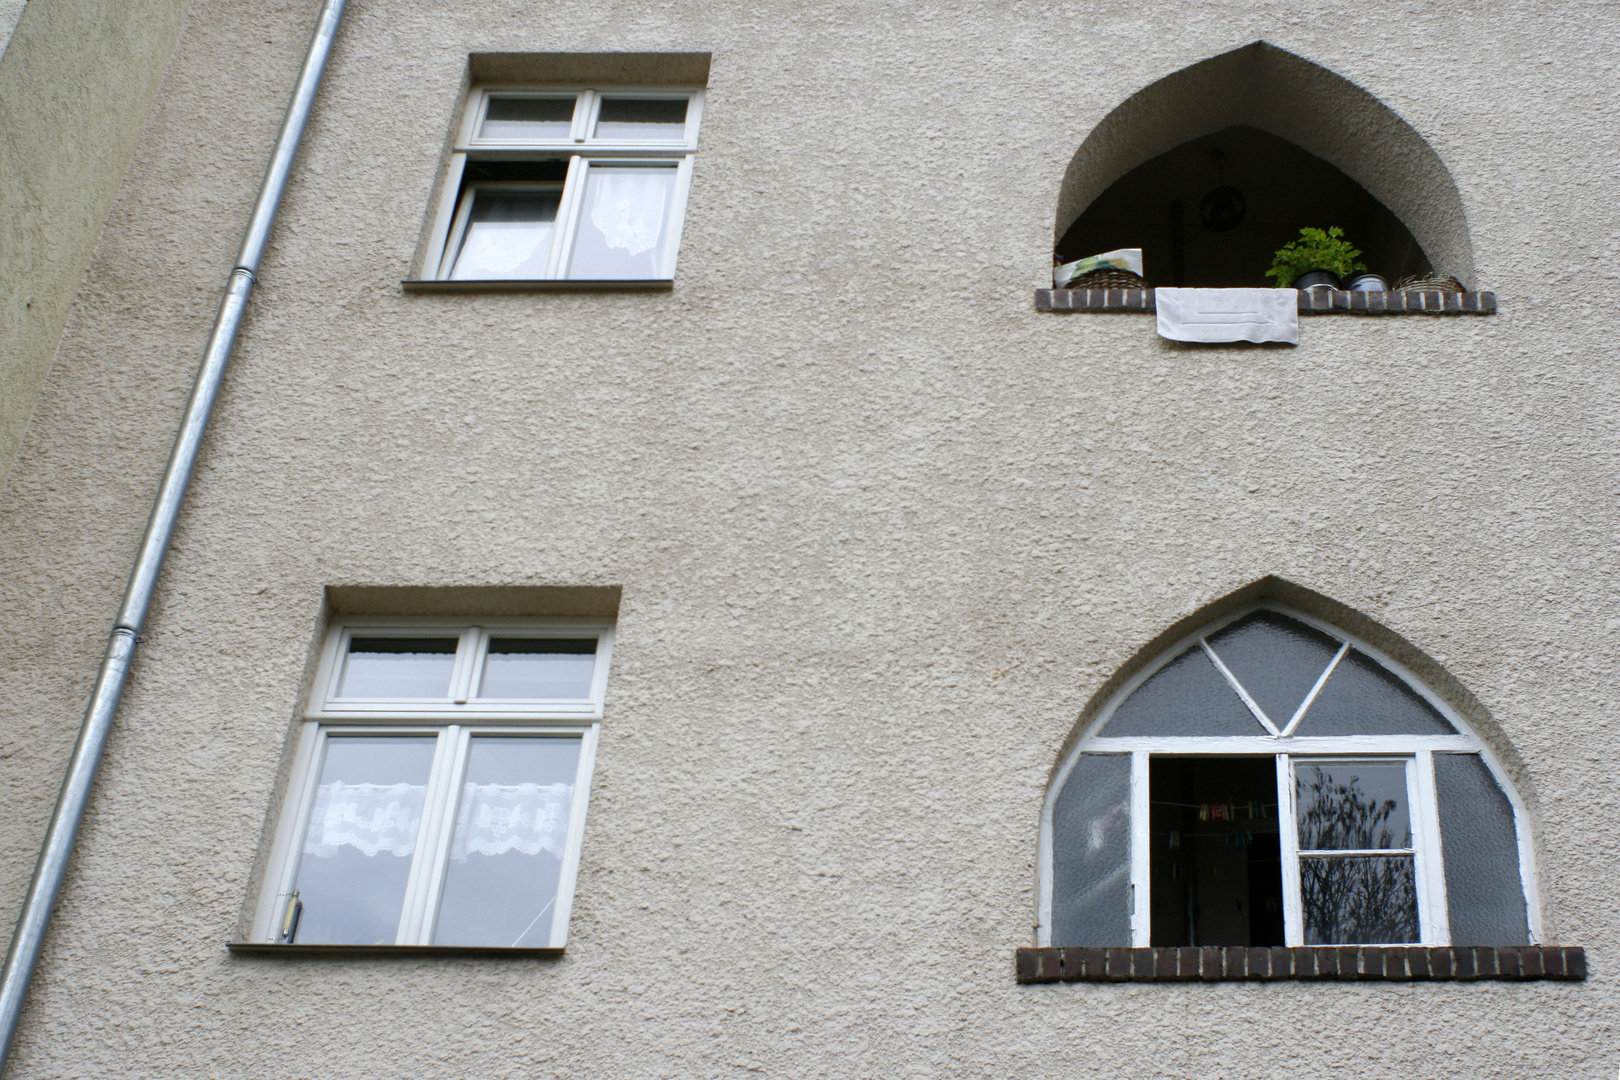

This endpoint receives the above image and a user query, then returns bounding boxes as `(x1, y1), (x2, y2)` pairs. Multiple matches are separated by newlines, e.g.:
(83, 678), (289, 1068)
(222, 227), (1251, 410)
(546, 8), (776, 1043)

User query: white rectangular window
(423, 87), (702, 283)
(253, 619), (612, 950)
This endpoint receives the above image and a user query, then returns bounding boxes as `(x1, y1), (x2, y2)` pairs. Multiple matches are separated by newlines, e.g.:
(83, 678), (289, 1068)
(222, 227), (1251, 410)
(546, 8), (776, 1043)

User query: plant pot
(1346, 273), (1388, 292)
(1291, 269), (1342, 291)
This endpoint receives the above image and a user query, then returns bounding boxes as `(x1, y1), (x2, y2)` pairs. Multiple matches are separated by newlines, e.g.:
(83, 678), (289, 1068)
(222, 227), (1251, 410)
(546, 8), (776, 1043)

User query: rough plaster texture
(0, 0), (189, 485)
(0, 0), (1616, 1076)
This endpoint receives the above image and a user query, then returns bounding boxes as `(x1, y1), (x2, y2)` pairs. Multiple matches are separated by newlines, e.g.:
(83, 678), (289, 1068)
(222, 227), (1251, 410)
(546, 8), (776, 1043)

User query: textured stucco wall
(0, 0), (1616, 1076)
(0, 0), (189, 485)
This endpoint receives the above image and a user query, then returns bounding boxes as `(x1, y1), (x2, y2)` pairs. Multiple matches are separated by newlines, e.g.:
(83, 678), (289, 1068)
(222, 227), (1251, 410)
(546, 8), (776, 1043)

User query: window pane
(1049, 753), (1132, 946)
(1291, 649), (1457, 737)
(434, 737), (582, 947)
(450, 189), (560, 280)
(480, 96), (575, 140)
(566, 165), (678, 280)
(1100, 645), (1264, 737)
(478, 638), (597, 699)
(594, 97), (687, 140)
(1295, 760), (1411, 850)
(1435, 753), (1530, 944)
(1300, 855), (1419, 944)
(292, 736), (437, 945)
(338, 637), (458, 699)
(1205, 612), (1341, 728)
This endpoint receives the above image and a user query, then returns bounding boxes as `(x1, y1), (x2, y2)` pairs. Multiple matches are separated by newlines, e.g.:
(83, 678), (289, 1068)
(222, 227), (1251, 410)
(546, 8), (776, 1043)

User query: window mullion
(1276, 753), (1304, 946)
(1410, 750), (1450, 945)
(1128, 750), (1151, 947)
(449, 627), (482, 704)
(396, 727), (462, 944)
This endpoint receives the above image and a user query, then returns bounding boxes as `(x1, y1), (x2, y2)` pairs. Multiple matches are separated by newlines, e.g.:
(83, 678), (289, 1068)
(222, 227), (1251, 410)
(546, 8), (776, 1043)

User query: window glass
(1435, 753), (1530, 944)
(1049, 754), (1132, 946)
(1100, 646), (1262, 737)
(433, 737), (582, 947)
(1295, 760), (1411, 850)
(566, 165), (678, 279)
(594, 97), (687, 140)
(451, 189), (561, 280)
(1299, 855), (1419, 944)
(1292, 649), (1457, 737)
(1205, 612), (1340, 727)
(479, 638), (597, 699)
(292, 736), (437, 944)
(339, 638), (459, 699)
(481, 96), (575, 140)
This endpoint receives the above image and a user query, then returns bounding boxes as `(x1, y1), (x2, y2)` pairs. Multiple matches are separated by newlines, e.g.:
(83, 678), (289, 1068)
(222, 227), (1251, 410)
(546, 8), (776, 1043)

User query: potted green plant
(1265, 226), (1368, 290)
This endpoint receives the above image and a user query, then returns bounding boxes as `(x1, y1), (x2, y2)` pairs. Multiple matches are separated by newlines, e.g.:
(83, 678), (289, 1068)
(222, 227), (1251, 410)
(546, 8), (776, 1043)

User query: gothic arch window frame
(1037, 600), (1542, 949)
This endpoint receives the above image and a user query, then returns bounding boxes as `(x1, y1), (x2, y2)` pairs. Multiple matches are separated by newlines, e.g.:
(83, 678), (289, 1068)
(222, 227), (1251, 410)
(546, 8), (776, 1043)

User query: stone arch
(1054, 41), (1475, 286)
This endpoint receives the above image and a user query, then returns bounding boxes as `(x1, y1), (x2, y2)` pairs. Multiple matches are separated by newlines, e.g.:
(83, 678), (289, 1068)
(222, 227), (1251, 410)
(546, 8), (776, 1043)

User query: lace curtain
(587, 172), (666, 256)
(304, 781), (572, 860)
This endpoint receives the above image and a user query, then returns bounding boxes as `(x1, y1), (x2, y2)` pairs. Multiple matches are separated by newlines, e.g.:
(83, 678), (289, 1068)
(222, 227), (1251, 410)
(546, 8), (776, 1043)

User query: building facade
(0, 0), (1614, 1076)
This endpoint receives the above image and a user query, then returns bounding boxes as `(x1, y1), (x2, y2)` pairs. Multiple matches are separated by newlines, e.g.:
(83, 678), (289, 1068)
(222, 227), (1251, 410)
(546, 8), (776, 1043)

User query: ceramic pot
(1291, 269), (1341, 291)
(1346, 273), (1389, 292)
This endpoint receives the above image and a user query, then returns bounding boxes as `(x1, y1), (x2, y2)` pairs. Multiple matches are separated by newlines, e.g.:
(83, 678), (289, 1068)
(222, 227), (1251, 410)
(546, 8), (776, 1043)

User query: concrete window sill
(227, 942), (561, 959)
(401, 279), (672, 294)
(1015, 945), (1584, 983)
(1035, 288), (1496, 315)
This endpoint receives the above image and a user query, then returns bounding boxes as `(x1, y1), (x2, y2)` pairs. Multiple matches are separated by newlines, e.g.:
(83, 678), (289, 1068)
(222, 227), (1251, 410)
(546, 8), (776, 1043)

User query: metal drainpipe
(0, 0), (346, 1070)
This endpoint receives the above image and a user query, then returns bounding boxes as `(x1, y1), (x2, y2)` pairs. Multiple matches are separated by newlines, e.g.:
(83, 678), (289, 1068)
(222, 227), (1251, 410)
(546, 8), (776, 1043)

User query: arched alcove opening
(1057, 125), (1433, 287)
(1038, 599), (1539, 952)
(1055, 42), (1474, 287)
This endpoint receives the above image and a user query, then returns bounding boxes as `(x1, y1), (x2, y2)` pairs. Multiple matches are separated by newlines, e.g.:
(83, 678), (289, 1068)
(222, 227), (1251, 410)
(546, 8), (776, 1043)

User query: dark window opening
(1056, 125), (1432, 289)
(1150, 756), (1284, 948)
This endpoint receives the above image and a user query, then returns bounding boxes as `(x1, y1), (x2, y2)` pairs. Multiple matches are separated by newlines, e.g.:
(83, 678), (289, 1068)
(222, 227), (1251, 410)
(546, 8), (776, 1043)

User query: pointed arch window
(1041, 604), (1537, 951)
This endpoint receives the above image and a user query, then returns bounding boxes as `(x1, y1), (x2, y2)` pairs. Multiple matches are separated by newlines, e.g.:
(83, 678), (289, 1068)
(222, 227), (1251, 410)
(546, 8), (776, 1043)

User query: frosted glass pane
(434, 737), (582, 947)
(1292, 649), (1456, 736)
(339, 637), (458, 699)
(481, 96), (575, 140)
(1205, 612), (1340, 728)
(1100, 646), (1264, 737)
(1300, 855), (1418, 944)
(1050, 754), (1132, 946)
(566, 165), (678, 280)
(1295, 760), (1411, 850)
(594, 97), (687, 140)
(478, 638), (597, 699)
(292, 737), (436, 945)
(450, 190), (560, 280)
(1435, 753), (1529, 944)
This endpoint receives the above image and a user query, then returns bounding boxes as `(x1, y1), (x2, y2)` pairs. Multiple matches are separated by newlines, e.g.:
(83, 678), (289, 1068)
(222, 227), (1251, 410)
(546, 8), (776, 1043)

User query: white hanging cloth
(1155, 288), (1299, 344)
(302, 781), (572, 860)
(450, 782), (573, 861)
(587, 172), (667, 256)
(304, 781), (426, 858)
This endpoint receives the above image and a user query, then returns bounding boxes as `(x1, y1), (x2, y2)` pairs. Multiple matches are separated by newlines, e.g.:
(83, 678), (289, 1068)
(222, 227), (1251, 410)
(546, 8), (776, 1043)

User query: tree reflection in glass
(1296, 761), (1419, 944)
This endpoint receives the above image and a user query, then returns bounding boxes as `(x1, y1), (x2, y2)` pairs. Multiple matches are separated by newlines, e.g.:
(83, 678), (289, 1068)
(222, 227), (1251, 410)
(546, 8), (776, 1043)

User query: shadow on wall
(1054, 41), (1474, 288)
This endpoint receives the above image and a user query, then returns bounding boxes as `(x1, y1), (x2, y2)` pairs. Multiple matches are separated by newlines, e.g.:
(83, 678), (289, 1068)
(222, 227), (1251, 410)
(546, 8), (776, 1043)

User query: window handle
(279, 891), (303, 944)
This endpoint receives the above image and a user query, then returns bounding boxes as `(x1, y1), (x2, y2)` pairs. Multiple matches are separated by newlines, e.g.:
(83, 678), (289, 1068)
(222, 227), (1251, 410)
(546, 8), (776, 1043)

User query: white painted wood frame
(1036, 599), (1544, 948)
(423, 85), (704, 282)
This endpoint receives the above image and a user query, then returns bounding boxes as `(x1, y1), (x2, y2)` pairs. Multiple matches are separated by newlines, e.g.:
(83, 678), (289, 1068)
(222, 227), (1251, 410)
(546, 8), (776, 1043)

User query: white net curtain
(304, 781), (573, 860)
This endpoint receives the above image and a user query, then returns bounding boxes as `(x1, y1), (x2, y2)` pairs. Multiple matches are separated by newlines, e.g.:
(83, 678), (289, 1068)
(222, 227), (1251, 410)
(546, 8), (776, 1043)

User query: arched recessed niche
(1054, 42), (1474, 288)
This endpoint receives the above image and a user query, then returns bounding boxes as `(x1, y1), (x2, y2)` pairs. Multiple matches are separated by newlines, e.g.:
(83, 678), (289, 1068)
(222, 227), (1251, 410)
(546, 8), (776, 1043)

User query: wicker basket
(1061, 268), (1151, 290)
(1393, 274), (1466, 293)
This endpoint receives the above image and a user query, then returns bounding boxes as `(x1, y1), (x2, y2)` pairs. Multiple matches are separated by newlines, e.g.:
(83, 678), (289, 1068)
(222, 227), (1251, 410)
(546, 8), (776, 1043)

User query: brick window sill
(1035, 288), (1496, 315)
(1015, 945), (1584, 983)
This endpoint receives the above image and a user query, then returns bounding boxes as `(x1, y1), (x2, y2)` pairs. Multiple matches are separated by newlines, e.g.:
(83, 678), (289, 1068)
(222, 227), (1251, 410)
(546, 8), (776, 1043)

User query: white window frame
(1038, 600), (1543, 950)
(423, 85), (703, 282)
(252, 618), (612, 948)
